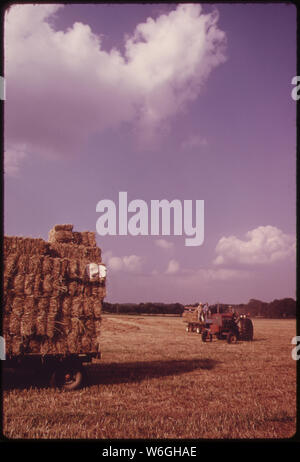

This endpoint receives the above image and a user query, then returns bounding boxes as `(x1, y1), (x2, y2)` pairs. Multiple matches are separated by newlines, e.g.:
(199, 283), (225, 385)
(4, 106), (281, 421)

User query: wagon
(3, 350), (101, 390)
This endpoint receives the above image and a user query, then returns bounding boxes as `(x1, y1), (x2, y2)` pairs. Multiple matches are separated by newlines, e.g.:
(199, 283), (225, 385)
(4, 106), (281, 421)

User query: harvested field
(3, 317), (296, 439)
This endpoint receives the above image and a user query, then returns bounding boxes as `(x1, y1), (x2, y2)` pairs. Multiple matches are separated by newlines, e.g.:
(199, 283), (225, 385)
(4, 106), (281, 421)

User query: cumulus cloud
(181, 134), (208, 150)
(213, 226), (296, 266)
(103, 251), (143, 273)
(166, 259), (180, 274)
(155, 239), (174, 250)
(5, 3), (226, 173)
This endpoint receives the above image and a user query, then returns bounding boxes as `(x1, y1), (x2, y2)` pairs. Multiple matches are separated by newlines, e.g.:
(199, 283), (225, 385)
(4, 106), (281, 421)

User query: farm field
(2, 316), (297, 439)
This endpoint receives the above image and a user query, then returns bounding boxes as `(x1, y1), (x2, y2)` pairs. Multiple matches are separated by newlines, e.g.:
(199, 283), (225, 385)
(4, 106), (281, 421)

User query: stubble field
(2, 316), (297, 439)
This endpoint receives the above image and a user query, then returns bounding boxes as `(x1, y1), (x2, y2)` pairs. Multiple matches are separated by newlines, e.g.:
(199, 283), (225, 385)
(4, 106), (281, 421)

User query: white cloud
(5, 3), (226, 173)
(155, 239), (174, 250)
(102, 251), (143, 273)
(181, 134), (208, 150)
(166, 259), (180, 274)
(213, 226), (296, 266)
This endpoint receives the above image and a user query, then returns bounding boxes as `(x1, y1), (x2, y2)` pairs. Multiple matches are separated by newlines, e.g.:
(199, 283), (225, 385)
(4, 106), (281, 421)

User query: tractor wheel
(50, 364), (85, 391)
(202, 331), (212, 342)
(240, 318), (253, 341)
(227, 331), (238, 344)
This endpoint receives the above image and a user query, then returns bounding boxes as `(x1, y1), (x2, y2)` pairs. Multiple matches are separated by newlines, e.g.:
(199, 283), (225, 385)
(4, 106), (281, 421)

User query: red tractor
(201, 304), (254, 344)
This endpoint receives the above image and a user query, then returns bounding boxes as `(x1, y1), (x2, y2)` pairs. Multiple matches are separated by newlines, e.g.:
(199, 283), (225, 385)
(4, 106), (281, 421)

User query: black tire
(50, 364), (85, 391)
(227, 331), (238, 344)
(202, 331), (207, 342)
(240, 318), (254, 341)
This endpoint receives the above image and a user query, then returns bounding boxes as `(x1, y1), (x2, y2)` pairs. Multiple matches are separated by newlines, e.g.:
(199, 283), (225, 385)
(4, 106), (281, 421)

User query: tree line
(103, 298), (296, 318)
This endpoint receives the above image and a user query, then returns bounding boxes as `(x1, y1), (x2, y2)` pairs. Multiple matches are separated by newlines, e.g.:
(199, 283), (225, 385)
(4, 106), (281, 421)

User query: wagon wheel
(202, 330), (211, 342)
(227, 331), (238, 344)
(240, 318), (254, 341)
(50, 364), (85, 391)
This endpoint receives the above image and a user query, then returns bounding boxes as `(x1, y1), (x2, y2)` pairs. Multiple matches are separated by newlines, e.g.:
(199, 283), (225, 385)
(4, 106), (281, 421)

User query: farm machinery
(183, 304), (253, 344)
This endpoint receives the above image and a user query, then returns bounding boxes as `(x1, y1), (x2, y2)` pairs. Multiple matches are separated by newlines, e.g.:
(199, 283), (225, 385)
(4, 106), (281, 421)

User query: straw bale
(34, 274), (42, 295)
(93, 299), (102, 319)
(52, 258), (61, 277)
(42, 256), (53, 275)
(11, 336), (23, 355)
(49, 229), (73, 244)
(88, 232), (96, 247)
(53, 224), (73, 232)
(52, 278), (68, 297)
(62, 296), (72, 318)
(67, 281), (76, 297)
(80, 232), (90, 247)
(20, 296), (36, 337)
(46, 298), (60, 338)
(4, 224), (105, 357)
(5, 254), (19, 277)
(36, 298), (49, 336)
(24, 273), (35, 296)
(43, 274), (53, 294)
(13, 274), (25, 294)
(49, 242), (101, 261)
(71, 296), (84, 317)
(67, 318), (84, 353)
(69, 259), (79, 278)
(60, 258), (69, 277)
(4, 236), (48, 255)
(17, 254), (30, 273)
(72, 232), (82, 245)
(9, 297), (24, 335)
(80, 336), (92, 352)
(83, 297), (93, 317)
(28, 255), (43, 274)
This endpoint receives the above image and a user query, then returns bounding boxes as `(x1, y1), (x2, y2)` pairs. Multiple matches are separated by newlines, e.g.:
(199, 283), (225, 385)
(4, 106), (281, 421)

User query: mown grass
(2, 317), (297, 439)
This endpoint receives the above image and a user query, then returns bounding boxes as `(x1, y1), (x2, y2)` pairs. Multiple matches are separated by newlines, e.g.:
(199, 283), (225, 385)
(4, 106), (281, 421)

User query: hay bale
(4, 225), (105, 357)
(72, 232), (82, 245)
(53, 224), (73, 232)
(20, 296), (36, 337)
(49, 227), (73, 244)
(9, 297), (24, 335)
(13, 274), (25, 294)
(42, 256), (53, 275)
(71, 296), (84, 317)
(69, 259), (79, 278)
(28, 255), (43, 274)
(46, 298), (60, 338)
(24, 273), (35, 296)
(34, 274), (42, 296)
(43, 274), (53, 294)
(36, 298), (49, 336)
(5, 254), (19, 277)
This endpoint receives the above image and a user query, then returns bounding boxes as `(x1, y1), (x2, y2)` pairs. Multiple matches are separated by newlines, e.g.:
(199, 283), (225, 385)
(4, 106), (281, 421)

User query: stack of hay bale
(3, 225), (105, 357)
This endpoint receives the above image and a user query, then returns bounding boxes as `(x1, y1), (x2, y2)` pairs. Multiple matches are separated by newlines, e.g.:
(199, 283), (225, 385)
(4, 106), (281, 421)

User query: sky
(3, 3), (297, 304)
